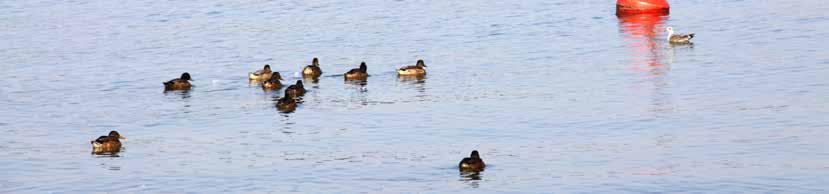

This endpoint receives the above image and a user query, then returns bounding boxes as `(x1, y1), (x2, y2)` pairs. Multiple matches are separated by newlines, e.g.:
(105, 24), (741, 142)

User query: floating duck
(276, 89), (297, 112)
(302, 58), (323, 77)
(249, 64), (272, 81)
(345, 62), (369, 80)
(459, 150), (486, 172)
(163, 72), (193, 90)
(397, 59), (427, 76)
(91, 131), (126, 153)
(285, 80), (306, 98)
(666, 27), (694, 44)
(262, 72), (284, 89)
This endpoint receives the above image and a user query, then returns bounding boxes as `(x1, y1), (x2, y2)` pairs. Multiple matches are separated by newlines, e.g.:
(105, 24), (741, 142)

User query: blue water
(1, 0), (827, 193)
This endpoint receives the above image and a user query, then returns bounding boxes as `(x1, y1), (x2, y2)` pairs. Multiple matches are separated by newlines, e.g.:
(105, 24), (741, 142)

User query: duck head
(180, 72), (192, 81)
(359, 62), (367, 72)
(264, 64), (271, 71)
(416, 59), (427, 67)
(295, 80), (304, 87)
(109, 130), (126, 139)
(271, 72), (283, 80)
(312, 58), (319, 66)
(470, 150), (480, 158)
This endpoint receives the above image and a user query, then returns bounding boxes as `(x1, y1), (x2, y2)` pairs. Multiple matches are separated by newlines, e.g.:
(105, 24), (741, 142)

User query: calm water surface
(1, 0), (828, 193)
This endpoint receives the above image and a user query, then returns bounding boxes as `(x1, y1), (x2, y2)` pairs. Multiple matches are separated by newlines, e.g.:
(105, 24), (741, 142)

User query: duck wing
(399, 65), (419, 70)
(163, 78), (180, 85)
(93, 135), (113, 143)
(346, 68), (361, 74)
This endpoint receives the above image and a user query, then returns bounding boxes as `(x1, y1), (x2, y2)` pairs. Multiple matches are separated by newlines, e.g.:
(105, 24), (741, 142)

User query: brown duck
(276, 89), (297, 112)
(249, 64), (272, 81)
(163, 72), (193, 90)
(302, 58), (323, 77)
(459, 150), (486, 172)
(91, 131), (126, 153)
(344, 62), (368, 80)
(397, 59), (427, 76)
(262, 72), (284, 89)
(285, 80), (306, 98)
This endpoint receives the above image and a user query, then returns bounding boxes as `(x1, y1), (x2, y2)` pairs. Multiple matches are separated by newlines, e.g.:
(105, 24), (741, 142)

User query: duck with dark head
(302, 58), (323, 78)
(276, 89), (297, 112)
(163, 72), (193, 90)
(91, 130), (126, 154)
(459, 150), (485, 172)
(262, 72), (284, 90)
(344, 62), (368, 80)
(285, 80), (306, 99)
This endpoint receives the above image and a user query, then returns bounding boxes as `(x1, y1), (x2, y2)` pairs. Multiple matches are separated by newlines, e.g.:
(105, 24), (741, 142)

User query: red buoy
(616, 0), (669, 15)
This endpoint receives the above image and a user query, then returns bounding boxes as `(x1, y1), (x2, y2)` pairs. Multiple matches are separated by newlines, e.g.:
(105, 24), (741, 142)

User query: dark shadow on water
(397, 74), (426, 84)
(277, 108), (295, 114)
(459, 171), (482, 188)
(669, 42), (694, 48)
(460, 171), (482, 180)
(345, 79), (368, 93)
(91, 148), (122, 157)
(344, 78), (367, 86)
(163, 89), (191, 99)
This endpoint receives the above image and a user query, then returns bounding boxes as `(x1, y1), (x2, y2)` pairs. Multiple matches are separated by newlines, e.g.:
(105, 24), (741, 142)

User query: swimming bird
(397, 59), (427, 76)
(262, 72), (284, 89)
(285, 80), (306, 98)
(302, 58), (323, 77)
(345, 62), (368, 80)
(276, 89), (297, 112)
(249, 64), (272, 81)
(666, 27), (694, 44)
(459, 150), (485, 172)
(163, 72), (193, 90)
(91, 131), (126, 153)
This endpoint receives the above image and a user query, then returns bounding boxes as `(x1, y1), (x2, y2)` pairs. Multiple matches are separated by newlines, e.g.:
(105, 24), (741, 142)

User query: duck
(163, 72), (193, 90)
(397, 59), (427, 76)
(459, 150), (486, 172)
(91, 131), (126, 153)
(285, 80), (306, 98)
(276, 89), (297, 112)
(248, 64), (272, 81)
(302, 58), (323, 77)
(344, 62), (368, 80)
(262, 72), (284, 89)
(666, 27), (694, 44)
